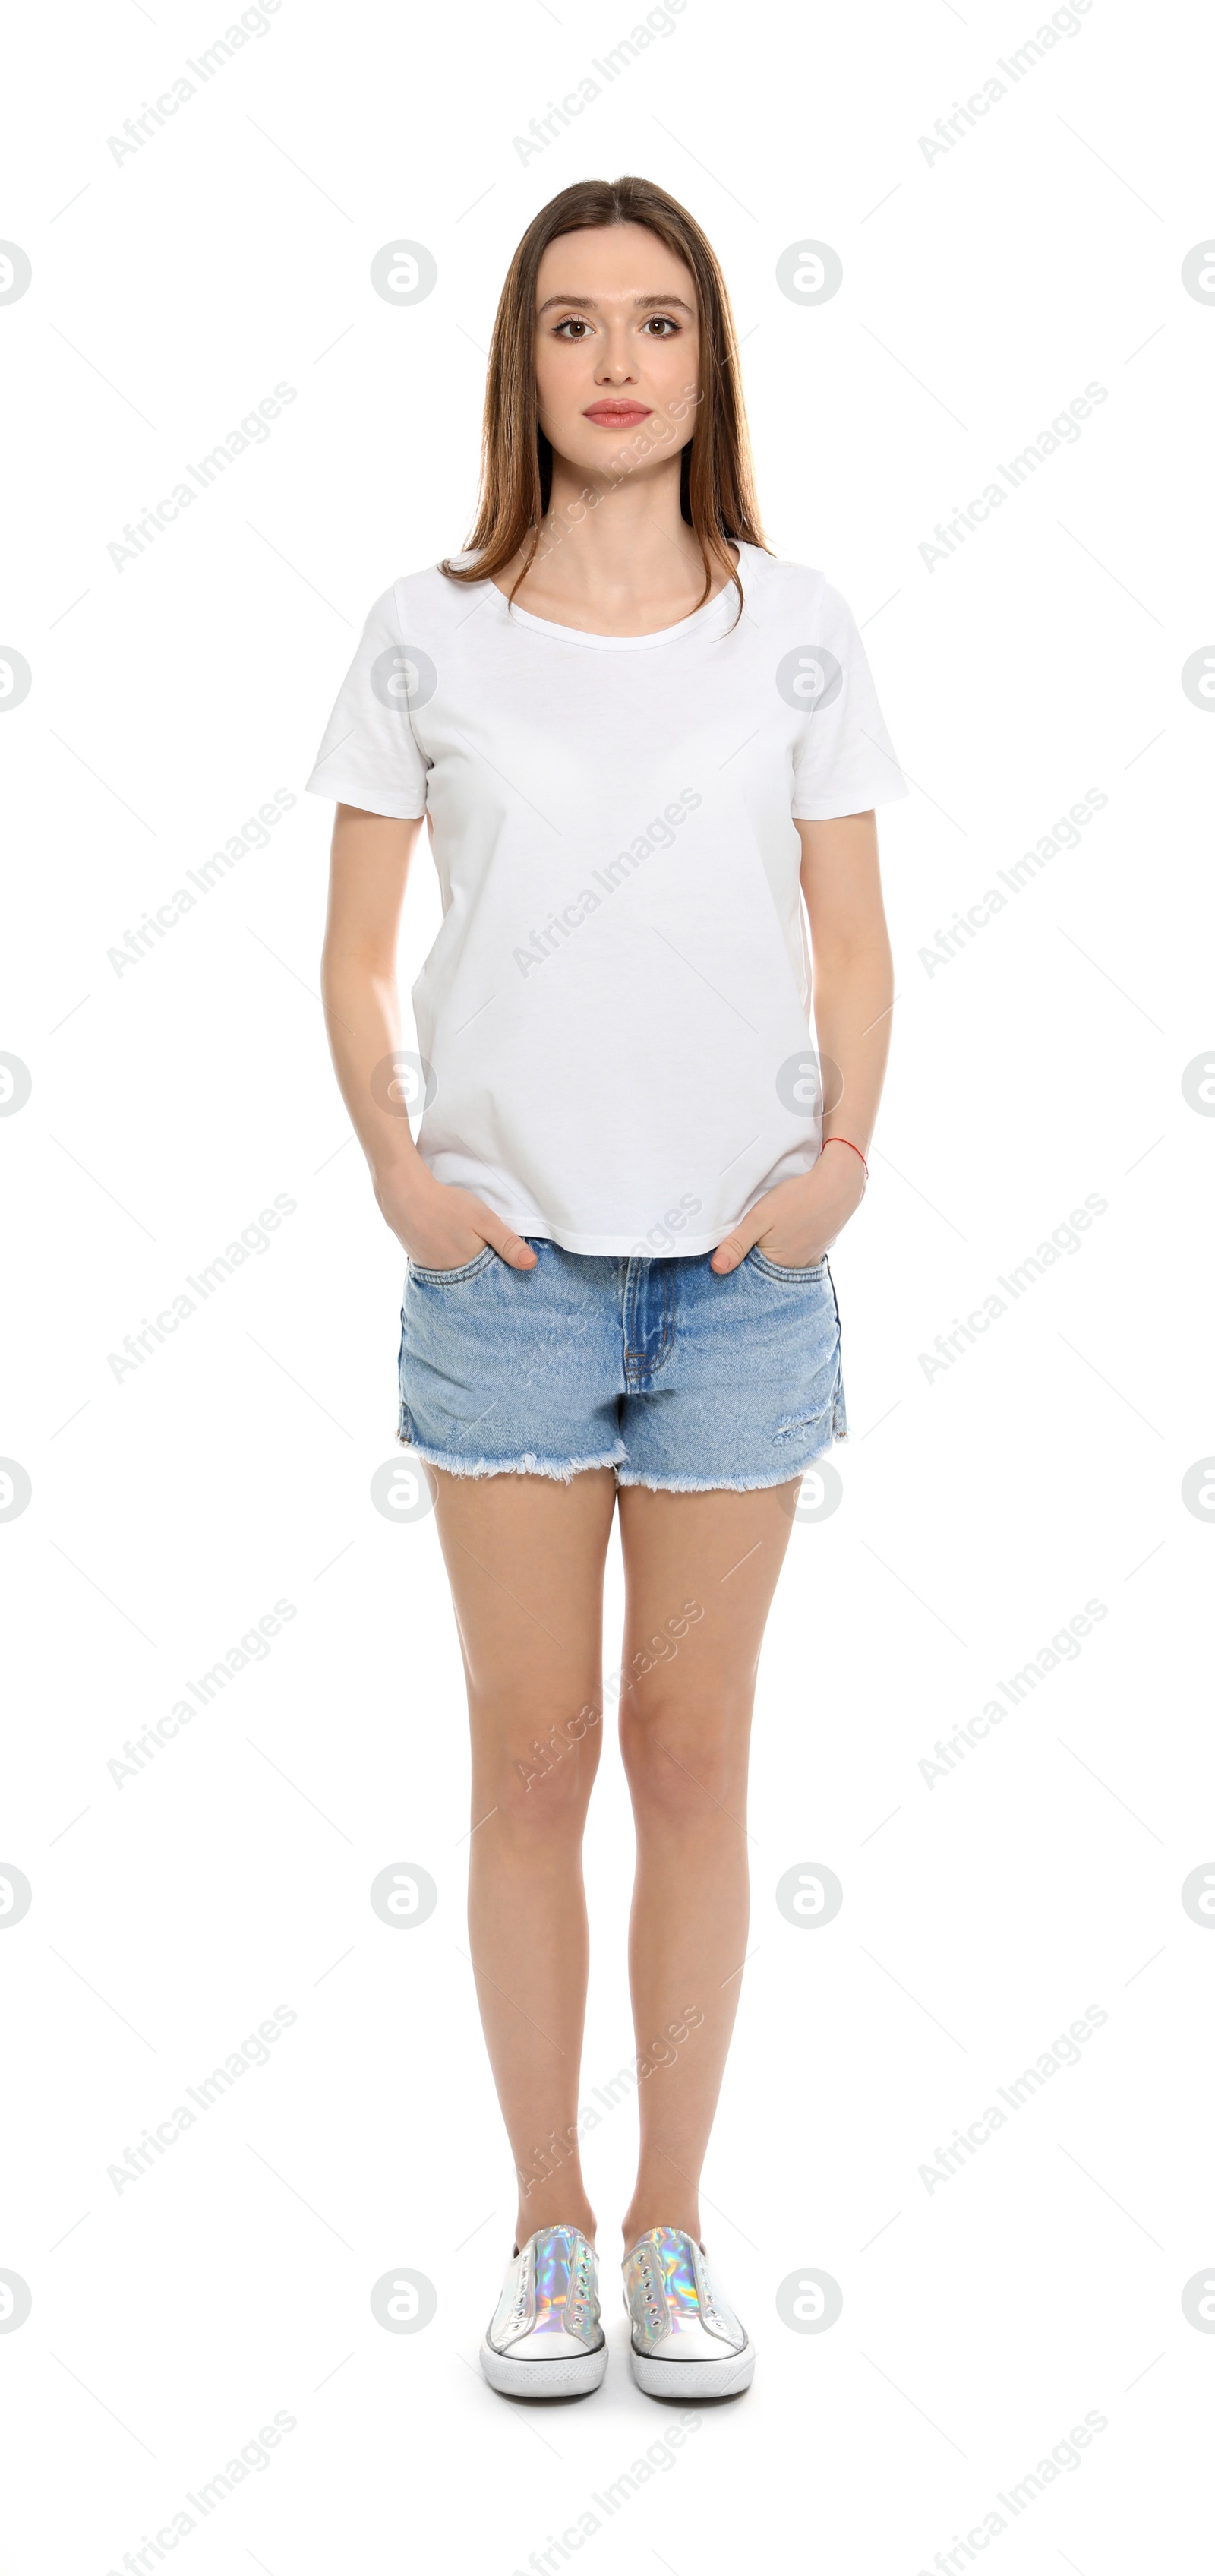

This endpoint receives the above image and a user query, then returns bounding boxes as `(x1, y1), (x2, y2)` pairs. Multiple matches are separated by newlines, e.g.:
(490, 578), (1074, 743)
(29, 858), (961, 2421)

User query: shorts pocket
(407, 1244), (498, 1286)
(746, 1247), (829, 1284)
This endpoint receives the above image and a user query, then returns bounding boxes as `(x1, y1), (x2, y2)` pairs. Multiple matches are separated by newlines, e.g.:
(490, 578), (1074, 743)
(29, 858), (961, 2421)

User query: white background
(2, 0), (1213, 2568)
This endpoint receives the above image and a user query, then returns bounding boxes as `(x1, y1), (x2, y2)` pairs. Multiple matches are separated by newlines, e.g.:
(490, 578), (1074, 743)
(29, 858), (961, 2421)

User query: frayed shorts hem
(397, 1403), (845, 1494)
(396, 1427), (628, 1487)
(615, 1403), (846, 1495)
(616, 1455), (841, 1496)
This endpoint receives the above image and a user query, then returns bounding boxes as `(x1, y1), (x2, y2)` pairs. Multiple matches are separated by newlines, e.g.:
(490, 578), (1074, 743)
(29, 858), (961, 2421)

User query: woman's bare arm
(320, 803), (537, 1269)
(710, 809), (894, 1273)
(797, 807), (895, 1157)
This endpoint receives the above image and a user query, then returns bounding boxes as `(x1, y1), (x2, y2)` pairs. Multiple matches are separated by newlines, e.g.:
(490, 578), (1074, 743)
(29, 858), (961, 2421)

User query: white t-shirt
(305, 540), (906, 1256)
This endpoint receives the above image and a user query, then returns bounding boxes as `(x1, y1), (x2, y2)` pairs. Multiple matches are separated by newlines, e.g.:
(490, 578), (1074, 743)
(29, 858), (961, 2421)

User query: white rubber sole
(630, 2340), (756, 2400)
(479, 2335), (608, 2398)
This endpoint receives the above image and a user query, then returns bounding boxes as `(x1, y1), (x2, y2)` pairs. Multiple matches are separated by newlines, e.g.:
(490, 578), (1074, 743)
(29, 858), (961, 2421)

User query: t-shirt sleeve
(304, 584), (429, 818)
(790, 583), (907, 821)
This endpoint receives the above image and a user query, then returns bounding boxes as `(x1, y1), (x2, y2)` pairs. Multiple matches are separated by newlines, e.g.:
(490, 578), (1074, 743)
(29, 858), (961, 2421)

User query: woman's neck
(494, 450), (737, 637)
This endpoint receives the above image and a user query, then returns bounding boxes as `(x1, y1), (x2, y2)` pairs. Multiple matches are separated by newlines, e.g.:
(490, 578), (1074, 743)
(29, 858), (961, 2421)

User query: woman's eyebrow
(535, 292), (696, 317)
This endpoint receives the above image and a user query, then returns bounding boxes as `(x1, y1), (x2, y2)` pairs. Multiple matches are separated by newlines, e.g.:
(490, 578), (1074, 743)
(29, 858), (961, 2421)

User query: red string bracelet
(822, 1135), (869, 1179)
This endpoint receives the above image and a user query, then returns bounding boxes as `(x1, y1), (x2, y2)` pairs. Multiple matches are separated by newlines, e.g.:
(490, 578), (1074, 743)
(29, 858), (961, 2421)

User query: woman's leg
(614, 1480), (798, 2246)
(431, 1465), (618, 2249)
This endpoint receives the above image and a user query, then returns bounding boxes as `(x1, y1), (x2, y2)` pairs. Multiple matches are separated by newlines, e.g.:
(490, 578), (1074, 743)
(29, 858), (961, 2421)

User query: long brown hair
(441, 175), (768, 618)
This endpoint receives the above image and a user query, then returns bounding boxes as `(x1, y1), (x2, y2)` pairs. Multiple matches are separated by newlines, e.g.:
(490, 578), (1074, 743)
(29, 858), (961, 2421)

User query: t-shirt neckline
(481, 542), (750, 650)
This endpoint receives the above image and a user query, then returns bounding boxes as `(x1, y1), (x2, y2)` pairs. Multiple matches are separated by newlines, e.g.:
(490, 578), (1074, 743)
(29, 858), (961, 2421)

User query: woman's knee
(477, 1697), (604, 1832)
(618, 1693), (750, 1824)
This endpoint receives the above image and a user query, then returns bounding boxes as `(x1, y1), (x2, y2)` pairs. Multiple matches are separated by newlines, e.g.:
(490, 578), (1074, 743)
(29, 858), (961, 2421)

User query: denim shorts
(397, 1238), (846, 1495)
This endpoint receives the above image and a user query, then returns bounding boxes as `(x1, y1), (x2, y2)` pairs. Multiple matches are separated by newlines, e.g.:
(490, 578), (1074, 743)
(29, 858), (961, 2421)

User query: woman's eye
(554, 317), (591, 338)
(643, 316), (678, 335)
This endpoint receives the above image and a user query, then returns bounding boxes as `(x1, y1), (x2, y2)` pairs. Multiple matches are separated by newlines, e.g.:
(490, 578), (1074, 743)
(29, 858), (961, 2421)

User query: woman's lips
(582, 403), (652, 426)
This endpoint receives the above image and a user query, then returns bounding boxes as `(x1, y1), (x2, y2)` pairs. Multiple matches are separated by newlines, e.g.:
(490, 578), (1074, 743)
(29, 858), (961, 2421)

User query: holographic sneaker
(623, 2226), (755, 2397)
(481, 2225), (607, 2397)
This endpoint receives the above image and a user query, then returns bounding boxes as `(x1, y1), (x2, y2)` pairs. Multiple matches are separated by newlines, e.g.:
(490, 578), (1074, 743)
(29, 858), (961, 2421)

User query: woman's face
(532, 221), (700, 482)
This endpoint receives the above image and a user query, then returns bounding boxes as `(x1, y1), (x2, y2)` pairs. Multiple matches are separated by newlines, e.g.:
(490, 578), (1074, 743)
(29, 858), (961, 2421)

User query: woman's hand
(373, 1162), (538, 1272)
(709, 1145), (866, 1275)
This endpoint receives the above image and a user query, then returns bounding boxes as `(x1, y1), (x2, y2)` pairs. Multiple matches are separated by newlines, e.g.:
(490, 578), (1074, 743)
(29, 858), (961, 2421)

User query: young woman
(308, 175), (904, 2401)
